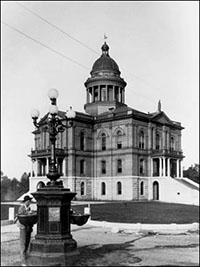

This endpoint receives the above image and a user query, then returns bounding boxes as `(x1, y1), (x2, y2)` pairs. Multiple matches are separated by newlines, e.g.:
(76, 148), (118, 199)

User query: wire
(15, 2), (160, 99)
(1, 20), (90, 71)
(16, 2), (99, 55)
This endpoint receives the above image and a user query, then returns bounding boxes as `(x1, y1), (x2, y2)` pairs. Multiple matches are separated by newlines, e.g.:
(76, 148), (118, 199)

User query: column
(159, 157), (162, 177)
(118, 87), (120, 102)
(166, 131), (169, 150)
(148, 123), (152, 149)
(179, 134), (182, 151)
(86, 89), (89, 103)
(98, 86), (100, 101)
(167, 158), (170, 177)
(162, 126), (165, 150)
(92, 87), (94, 102)
(177, 159), (180, 178)
(163, 157), (166, 176)
(111, 85), (114, 101)
(31, 160), (35, 177)
(46, 157), (49, 174)
(122, 89), (125, 103)
(37, 159), (40, 176)
(153, 128), (155, 150)
(106, 85), (109, 101)
(180, 160), (183, 177)
(63, 157), (66, 176)
(134, 125), (137, 147)
(151, 158), (153, 176)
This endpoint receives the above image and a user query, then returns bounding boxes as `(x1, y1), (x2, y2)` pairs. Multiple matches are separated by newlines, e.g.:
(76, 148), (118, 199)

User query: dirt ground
(1, 224), (199, 266)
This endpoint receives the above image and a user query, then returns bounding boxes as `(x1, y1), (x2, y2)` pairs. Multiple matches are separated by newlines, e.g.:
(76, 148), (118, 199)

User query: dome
(91, 42), (120, 76)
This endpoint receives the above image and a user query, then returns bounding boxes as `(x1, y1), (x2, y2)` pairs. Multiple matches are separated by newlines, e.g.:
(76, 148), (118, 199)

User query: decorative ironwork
(31, 89), (75, 187)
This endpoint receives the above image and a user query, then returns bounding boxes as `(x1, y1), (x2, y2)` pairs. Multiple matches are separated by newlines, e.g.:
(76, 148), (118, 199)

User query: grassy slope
(73, 201), (199, 224)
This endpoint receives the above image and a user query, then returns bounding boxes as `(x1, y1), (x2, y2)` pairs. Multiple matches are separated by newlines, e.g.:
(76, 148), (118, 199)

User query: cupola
(84, 42), (127, 116)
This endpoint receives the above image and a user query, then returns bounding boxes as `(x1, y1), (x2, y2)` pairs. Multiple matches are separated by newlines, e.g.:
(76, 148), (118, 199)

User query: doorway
(153, 181), (159, 200)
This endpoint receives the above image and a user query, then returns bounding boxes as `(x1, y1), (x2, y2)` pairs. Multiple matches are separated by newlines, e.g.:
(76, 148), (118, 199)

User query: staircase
(158, 177), (199, 206)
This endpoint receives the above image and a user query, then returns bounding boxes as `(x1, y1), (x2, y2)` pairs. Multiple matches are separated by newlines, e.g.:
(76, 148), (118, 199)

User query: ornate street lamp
(30, 88), (76, 187)
(28, 89), (79, 267)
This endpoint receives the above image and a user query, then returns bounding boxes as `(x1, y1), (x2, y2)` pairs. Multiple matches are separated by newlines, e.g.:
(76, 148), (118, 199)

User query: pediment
(151, 112), (172, 125)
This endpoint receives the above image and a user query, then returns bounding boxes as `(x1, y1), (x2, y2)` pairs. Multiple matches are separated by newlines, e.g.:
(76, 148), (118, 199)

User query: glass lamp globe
(31, 109), (40, 119)
(48, 88), (59, 100)
(66, 106), (76, 119)
(49, 104), (59, 115)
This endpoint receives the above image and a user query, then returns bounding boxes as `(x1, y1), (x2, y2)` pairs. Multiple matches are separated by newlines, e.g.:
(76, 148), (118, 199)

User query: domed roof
(91, 42), (121, 76)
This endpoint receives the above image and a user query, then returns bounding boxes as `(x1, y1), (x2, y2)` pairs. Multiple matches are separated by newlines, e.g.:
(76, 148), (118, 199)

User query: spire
(158, 100), (161, 112)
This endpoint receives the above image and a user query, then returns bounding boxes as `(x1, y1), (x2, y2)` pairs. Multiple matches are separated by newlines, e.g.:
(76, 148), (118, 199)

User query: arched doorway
(153, 181), (159, 200)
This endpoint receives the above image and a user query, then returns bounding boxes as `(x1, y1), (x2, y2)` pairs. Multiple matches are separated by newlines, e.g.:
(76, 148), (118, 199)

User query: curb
(87, 219), (199, 233)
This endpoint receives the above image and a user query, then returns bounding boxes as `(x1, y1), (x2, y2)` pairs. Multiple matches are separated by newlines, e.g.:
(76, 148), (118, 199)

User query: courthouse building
(28, 42), (198, 205)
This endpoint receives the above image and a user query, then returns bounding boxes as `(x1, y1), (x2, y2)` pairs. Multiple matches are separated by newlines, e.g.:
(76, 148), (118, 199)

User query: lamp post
(31, 88), (75, 187)
(28, 89), (79, 266)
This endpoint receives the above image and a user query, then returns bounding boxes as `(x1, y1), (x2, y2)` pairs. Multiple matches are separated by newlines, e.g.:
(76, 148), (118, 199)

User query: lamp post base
(28, 186), (79, 266)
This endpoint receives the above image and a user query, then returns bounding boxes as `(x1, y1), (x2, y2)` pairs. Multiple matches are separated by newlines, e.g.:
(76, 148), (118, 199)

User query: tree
(183, 164), (199, 184)
(19, 172), (30, 195)
(1, 171), (30, 201)
(1, 172), (11, 201)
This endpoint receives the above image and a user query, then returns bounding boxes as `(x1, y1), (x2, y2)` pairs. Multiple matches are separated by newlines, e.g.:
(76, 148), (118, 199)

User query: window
(156, 133), (160, 150)
(117, 159), (122, 173)
(101, 133), (106, 151)
(102, 88), (107, 101)
(139, 159), (144, 175)
(80, 182), (85, 195)
(140, 181), (144, 195)
(101, 160), (106, 174)
(117, 181), (122, 195)
(139, 130), (145, 149)
(80, 131), (85, 151)
(80, 160), (85, 175)
(101, 182), (106, 195)
(116, 130), (122, 149)
(170, 137), (175, 151)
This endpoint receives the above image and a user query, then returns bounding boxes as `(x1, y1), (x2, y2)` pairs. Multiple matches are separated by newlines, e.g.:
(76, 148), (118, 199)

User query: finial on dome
(101, 34), (109, 55)
(158, 99), (161, 112)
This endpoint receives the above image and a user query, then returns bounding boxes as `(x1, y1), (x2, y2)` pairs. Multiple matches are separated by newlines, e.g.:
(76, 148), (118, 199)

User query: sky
(1, 1), (199, 180)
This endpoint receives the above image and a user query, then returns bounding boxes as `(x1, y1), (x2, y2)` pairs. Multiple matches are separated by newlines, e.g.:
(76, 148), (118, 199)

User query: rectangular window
(80, 160), (85, 174)
(117, 142), (122, 149)
(101, 160), (106, 174)
(140, 159), (144, 175)
(117, 159), (122, 173)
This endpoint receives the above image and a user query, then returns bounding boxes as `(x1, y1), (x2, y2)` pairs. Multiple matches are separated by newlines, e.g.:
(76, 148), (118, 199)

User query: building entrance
(153, 181), (159, 200)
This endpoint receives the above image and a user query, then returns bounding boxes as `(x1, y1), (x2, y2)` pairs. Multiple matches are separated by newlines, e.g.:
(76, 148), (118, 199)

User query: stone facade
(29, 42), (192, 203)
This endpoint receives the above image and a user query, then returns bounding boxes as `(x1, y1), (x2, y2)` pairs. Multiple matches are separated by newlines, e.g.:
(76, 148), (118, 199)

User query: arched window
(80, 131), (85, 151)
(37, 181), (45, 189)
(117, 181), (122, 195)
(116, 130), (122, 149)
(101, 160), (106, 174)
(101, 133), (106, 151)
(156, 133), (160, 150)
(80, 182), (85, 195)
(139, 130), (145, 149)
(140, 181), (144, 195)
(117, 159), (122, 173)
(101, 182), (106, 195)
(170, 137), (175, 151)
